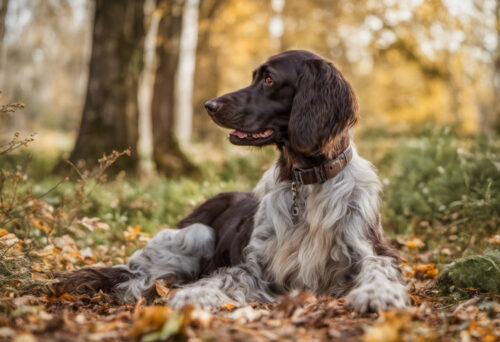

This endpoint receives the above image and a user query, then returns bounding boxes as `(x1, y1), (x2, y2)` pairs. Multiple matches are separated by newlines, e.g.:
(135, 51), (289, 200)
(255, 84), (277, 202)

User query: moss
(438, 249), (500, 296)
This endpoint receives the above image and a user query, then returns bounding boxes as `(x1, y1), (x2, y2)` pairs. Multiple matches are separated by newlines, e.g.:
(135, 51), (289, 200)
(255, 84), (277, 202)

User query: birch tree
(175, 0), (200, 144)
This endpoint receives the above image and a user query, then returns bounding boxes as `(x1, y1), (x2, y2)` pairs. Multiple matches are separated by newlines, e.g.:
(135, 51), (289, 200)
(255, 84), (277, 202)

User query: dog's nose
(204, 100), (221, 115)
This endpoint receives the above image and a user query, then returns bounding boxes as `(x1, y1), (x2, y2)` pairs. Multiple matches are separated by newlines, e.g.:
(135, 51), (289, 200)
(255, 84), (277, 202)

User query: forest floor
(1, 127), (499, 341)
(0, 228), (499, 342)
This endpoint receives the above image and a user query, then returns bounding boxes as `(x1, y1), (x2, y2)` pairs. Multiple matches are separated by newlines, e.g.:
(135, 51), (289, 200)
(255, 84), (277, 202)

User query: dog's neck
(277, 131), (351, 182)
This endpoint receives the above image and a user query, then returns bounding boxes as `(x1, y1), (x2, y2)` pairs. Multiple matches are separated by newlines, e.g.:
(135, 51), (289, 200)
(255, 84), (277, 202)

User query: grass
(381, 126), (500, 262)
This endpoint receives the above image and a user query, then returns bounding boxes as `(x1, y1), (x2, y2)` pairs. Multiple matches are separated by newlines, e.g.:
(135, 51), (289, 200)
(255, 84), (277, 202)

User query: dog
(54, 50), (409, 313)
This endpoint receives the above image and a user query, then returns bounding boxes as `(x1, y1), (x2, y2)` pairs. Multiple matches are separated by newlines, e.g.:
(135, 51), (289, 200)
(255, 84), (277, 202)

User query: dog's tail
(52, 266), (135, 299)
(52, 223), (216, 301)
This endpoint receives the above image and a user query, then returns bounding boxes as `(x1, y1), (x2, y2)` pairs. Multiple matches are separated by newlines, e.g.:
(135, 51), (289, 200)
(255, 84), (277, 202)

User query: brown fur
(52, 267), (133, 297)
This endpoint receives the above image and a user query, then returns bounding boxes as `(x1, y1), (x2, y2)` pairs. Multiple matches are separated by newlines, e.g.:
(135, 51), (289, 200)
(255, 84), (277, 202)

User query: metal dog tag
(290, 181), (305, 224)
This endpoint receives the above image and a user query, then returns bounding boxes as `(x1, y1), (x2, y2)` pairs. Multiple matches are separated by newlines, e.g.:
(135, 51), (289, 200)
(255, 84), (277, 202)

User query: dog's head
(205, 50), (358, 156)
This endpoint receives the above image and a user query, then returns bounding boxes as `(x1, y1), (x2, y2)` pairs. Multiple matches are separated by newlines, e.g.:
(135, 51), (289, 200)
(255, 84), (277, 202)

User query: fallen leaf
(363, 311), (411, 342)
(488, 235), (500, 245)
(31, 218), (52, 233)
(31, 272), (48, 280)
(57, 293), (73, 301)
(129, 305), (174, 339)
(405, 237), (424, 249)
(124, 225), (150, 244)
(79, 217), (110, 231)
(154, 280), (171, 298)
(220, 303), (236, 311)
(415, 263), (438, 278)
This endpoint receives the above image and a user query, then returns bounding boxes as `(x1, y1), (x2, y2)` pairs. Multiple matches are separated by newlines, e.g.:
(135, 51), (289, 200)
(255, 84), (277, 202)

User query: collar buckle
(315, 164), (327, 184)
(293, 167), (306, 185)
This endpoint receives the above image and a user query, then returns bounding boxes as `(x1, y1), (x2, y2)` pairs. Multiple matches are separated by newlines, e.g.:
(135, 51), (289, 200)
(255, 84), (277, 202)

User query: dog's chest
(256, 187), (343, 295)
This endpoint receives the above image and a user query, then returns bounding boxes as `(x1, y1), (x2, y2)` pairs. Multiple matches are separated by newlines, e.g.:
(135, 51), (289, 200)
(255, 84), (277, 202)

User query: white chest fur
(250, 148), (382, 296)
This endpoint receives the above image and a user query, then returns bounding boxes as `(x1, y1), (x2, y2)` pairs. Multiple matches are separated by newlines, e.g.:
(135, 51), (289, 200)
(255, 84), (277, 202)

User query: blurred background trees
(150, 0), (198, 177)
(0, 0), (8, 57)
(69, 0), (145, 172)
(0, 0), (499, 175)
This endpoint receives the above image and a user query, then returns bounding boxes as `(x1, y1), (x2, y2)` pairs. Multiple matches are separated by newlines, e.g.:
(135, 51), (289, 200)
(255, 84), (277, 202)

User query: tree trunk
(192, 0), (224, 139)
(0, 0), (7, 50)
(0, 0), (8, 76)
(175, 0), (200, 144)
(68, 0), (145, 174)
(138, 0), (160, 175)
(151, 0), (198, 177)
(494, 0), (500, 132)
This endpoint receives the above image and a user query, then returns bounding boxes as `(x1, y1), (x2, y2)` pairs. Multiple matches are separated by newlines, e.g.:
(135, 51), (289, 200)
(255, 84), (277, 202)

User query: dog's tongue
(230, 129), (273, 139)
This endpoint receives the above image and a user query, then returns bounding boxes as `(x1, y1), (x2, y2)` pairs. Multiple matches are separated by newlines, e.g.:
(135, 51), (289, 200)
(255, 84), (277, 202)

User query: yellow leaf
(124, 225), (150, 244)
(220, 303), (236, 311)
(84, 255), (98, 264)
(69, 250), (84, 262)
(0, 228), (8, 237)
(363, 311), (411, 342)
(405, 238), (424, 249)
(31, 265), (43, 272)
(488, 235), (500, 245)
(31, 218), (52, 233)
(129, 305), (173, 339)
(415, 263), (439, 278)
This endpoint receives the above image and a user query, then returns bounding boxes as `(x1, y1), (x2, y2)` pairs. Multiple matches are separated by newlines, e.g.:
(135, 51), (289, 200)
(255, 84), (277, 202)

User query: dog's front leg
(168, 261), (274, 311)
(346, 256), (409, 313)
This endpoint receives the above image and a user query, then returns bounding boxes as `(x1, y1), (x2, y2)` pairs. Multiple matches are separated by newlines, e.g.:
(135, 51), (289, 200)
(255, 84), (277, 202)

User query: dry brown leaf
(31, 272), (48, 280)
(154, 280), (171, 297)
(129, 305), (173, 339)
(363, 311), (411, 342)
(57, 293), (74, 301)
(488, 234), (500, 245)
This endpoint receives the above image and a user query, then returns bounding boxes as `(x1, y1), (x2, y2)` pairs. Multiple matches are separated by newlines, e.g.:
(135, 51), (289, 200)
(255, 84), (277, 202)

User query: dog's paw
(168, 287), (235, 312)
(346, 281), (409, 314)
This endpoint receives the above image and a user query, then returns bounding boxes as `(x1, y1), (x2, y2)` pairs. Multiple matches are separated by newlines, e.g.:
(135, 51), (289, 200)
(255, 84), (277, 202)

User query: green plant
(382, 126), (500, 257)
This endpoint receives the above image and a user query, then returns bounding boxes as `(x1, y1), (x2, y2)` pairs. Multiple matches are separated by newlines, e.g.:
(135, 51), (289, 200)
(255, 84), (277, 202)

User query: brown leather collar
(292, 146), (353, 185)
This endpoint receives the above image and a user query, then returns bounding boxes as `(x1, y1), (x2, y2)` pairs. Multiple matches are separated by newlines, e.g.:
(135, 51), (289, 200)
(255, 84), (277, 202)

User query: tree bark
(0, 0), (7, 46)
(175, 0), (200, 144)
(494, 0), (500, 132)
(151, 0), (198, 177)
(138, 0), (160, 175)
(0, 0), (8, 68)
(68, 0), (145, 173)
(192, 0), (224, 139)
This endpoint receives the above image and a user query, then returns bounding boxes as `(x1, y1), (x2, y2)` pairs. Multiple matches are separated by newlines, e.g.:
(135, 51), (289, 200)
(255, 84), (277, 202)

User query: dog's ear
(289, 59), (358, 153)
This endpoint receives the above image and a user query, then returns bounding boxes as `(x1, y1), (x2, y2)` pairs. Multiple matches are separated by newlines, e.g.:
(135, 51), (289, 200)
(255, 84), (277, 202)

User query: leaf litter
(0, 231), (499, 342)
(0, 145), (498, 341)
(0, 216), (498, 341)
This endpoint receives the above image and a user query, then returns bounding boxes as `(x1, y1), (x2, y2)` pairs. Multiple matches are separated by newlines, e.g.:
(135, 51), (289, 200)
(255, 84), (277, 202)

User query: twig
(35, 177), (68, 200)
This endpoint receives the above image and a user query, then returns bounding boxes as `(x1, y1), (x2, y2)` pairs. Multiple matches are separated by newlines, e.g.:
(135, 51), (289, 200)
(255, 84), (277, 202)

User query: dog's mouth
(228, 128), (275, 146)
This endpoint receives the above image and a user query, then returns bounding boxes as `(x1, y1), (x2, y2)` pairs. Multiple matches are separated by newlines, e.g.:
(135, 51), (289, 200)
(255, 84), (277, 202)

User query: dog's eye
(265, 76), (273, 85)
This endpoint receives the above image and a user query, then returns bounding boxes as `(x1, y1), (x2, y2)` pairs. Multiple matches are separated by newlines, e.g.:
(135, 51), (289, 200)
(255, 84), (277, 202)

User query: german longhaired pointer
(55, 50), (409, 313)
